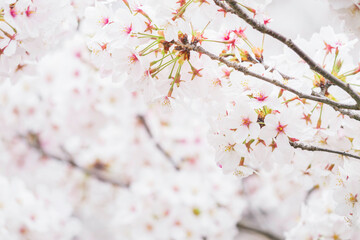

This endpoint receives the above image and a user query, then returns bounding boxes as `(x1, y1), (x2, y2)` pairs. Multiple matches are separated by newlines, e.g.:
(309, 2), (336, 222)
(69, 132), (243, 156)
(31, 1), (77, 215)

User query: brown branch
(137, 115), (180, 170)
(213, 0), (236, 14)
(237, 222), (283, 240)
(214, 1), (294, 81)
(216, 0), (360, 108)
(176, 42), (360, 114)
(304, 185), (319, 204)
(23, 132), (130, 187)
(332, 107), (360, 121)
(290, 141), (360, 160)
(263, 64), (295, 81)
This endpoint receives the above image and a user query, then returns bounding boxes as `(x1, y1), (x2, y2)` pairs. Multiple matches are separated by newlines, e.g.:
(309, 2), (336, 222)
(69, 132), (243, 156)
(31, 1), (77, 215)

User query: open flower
(260, 111), (300, 144)
(226, 101), (260, 144)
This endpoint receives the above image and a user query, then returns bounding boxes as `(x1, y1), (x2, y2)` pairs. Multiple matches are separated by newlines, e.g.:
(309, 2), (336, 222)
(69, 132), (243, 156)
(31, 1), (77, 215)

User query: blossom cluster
(328, 0), (360, 36)
(1, 0), (360, 239)
(0, 33), (246, 239)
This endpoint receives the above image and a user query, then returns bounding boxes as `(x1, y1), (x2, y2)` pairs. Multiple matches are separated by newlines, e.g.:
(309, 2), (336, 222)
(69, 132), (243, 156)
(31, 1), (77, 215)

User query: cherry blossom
(1, 0), (360, 239)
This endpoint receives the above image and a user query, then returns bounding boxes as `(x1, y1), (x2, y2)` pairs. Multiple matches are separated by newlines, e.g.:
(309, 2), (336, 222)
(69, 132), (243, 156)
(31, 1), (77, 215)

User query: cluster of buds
(138, 30), (203, 98)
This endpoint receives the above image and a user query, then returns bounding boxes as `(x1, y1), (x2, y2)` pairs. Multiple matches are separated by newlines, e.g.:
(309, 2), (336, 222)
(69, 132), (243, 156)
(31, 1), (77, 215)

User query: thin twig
(304, 185), (319, 204)
(176, 42), (359, 114)
(137, 115), (180, 170)
(217, 0), (360, 108)
(237, 222), (283, 240)
(290, 141), (360, 160)
(22, 132), (130, 187)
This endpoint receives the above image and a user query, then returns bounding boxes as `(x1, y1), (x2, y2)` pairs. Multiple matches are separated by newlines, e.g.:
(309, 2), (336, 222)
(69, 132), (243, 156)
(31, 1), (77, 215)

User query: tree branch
(263, 64), (294, 81)
(214, 1), (294, 81)
(176, 42), (360, 115)
(213, 0), (236, 14)
(137, 115), (180, 170)
(332, 107), (360, 121)
(237, 222), (283, 240)
(289, 141), (360, 160)
(215, 0), (360, 108)
(22, 132), (130, 187)
(304, 185), (319, 204)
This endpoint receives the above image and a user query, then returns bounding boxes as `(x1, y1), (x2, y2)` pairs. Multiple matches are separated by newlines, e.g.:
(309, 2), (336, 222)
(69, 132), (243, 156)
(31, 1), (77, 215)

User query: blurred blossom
(0, 0), (360, 239)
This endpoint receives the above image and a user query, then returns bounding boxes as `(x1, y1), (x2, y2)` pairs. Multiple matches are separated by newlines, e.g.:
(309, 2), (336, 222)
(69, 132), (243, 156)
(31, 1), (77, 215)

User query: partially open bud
(278, 88), (285, 98)
(238, 49), (251, 62)
(313, 73), (325, 88)
(333, 59), (343, 75)
(251, 47), (263, 62)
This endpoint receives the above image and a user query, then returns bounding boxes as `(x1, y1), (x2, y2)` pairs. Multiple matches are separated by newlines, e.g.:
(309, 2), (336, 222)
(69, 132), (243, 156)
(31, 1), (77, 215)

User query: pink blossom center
(241, 117), (252, 128)
(25, 6), (35, 17)
(347, 193), (358, 207)
(100, 43), (108, 51)
(101, 17), (110, 26)
(222, 31), (231, 41)
(10, 8), (17, 18)
(233, 27), (246, 39)
(276, 122), (287, 134)
(323, 41), (334, 54)
(269, 139), (277, 152)
(263, 18), (271, 25)
(128, 53), (139, 64)
(254, 93), (268, 102)
(124, 24), (133, 35)
(213, 78), (222, 87)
